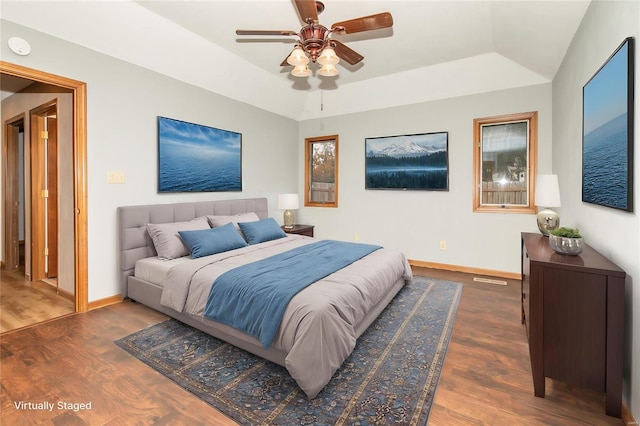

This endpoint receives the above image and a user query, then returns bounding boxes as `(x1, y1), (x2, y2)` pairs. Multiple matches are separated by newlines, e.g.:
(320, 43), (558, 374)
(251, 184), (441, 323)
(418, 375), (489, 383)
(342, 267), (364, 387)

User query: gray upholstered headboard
(117, 198), (268, 297)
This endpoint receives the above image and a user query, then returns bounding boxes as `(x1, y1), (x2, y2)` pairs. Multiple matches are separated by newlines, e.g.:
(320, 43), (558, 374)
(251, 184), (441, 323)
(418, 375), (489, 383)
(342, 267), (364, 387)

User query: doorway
(1, 61), (88, 315)
(5, 102), (60, 284)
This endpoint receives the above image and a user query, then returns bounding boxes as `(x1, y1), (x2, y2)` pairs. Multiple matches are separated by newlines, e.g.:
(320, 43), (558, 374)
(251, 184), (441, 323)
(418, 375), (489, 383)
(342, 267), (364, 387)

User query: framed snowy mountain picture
(365, 131), (449, 190)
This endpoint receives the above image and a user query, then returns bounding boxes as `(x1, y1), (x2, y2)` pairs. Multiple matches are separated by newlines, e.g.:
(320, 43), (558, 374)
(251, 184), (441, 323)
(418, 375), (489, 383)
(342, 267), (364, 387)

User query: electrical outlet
(354, 233), (360, 242)
(439, 240), (447, 250)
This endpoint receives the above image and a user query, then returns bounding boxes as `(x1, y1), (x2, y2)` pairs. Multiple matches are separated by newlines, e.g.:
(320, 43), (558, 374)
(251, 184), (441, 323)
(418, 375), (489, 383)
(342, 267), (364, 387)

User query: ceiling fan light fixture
(291, 65), (312, 77)
(318, 63), (339, 77)
(287, 46), (310, 66)
(317, 47), (339, 65)
(235, 3), (394, 81)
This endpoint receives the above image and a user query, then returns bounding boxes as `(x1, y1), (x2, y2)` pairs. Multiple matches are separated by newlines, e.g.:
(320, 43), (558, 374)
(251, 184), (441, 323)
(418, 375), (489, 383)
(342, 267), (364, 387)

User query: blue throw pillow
(238, 217), (287, 245)
(178, 222), (247, 259)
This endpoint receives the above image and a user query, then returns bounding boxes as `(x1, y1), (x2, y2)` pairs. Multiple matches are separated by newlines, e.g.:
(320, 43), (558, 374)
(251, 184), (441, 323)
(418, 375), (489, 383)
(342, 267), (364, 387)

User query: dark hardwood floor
(0, 268), (623, 425)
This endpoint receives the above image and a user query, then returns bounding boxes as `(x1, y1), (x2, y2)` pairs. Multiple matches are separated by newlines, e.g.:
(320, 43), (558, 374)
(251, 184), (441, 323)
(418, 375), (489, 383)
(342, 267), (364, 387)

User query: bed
(118, 198), (412, 398)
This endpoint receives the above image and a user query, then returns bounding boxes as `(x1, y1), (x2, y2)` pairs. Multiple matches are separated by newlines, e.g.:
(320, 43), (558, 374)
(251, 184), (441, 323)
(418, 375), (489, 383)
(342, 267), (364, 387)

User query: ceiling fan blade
(332, 12), (393, 34)
(332, 40), (364, 65)
(236, 29), (298, 36)
(294, 0), (319, 24)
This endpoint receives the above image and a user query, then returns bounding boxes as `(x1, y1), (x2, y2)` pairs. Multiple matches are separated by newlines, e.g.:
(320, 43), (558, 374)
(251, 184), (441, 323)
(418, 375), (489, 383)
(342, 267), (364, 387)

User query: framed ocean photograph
(158, 117), (242, 192)
(365, 131), (449, 191)
(582, 37), (634, 211)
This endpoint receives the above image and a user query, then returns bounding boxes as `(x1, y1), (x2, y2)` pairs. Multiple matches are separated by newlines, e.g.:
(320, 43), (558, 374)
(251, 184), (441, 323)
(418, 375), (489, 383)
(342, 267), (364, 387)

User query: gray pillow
(207, 212), (260, 229)
(146, 217), (210, 260)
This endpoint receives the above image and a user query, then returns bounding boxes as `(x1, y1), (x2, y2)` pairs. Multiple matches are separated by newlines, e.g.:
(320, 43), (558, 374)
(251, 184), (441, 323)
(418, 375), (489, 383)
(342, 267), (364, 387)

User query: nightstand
(282, 224), (314, 237)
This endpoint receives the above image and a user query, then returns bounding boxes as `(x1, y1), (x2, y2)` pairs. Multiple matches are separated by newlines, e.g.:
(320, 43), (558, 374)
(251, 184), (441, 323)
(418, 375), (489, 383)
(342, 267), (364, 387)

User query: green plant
(550, 227), (582, 238)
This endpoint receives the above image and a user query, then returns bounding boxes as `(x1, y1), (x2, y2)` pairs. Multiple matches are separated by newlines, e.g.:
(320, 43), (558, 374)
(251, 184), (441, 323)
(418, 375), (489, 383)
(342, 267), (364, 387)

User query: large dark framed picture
(365, 131), (449, 190)
(582, 37), (634, 211)
(158, 116), (242, 192)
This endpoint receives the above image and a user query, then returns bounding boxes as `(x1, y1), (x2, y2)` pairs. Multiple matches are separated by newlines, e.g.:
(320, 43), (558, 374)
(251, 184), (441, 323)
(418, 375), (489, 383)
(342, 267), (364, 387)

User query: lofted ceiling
(1, 1), (590, 120)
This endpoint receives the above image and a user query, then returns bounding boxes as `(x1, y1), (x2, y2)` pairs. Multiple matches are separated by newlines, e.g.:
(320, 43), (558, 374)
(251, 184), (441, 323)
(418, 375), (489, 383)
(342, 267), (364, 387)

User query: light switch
(107, 171), (125, 184)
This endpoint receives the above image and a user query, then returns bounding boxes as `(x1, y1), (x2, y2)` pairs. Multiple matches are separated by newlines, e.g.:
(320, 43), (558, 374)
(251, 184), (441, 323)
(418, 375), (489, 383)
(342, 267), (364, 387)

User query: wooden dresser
(521, 232), (625, 417)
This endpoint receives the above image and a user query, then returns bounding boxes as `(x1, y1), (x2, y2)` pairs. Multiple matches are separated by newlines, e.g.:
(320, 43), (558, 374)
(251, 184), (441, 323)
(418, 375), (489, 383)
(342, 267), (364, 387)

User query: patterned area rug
(115, 277), (462, 425)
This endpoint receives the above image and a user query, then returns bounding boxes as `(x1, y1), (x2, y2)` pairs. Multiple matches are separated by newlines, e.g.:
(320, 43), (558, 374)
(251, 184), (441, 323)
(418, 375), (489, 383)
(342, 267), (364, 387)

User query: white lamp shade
(535, 175), (561, 207)
(287, 46), (309, 66)
(317, 47), (339, 65)
(278, 193), (299, 210)
(291, 65), (311, 77)
(318, 64), (339, 77)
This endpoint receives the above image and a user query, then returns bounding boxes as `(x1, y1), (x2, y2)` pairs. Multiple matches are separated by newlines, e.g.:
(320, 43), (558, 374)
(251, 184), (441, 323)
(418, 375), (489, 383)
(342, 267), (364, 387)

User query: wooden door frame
(46, 109), (58, 279)
(3, 114), (23, 270)
(1, 61), (88, 312)
(29, 101), (57, 282)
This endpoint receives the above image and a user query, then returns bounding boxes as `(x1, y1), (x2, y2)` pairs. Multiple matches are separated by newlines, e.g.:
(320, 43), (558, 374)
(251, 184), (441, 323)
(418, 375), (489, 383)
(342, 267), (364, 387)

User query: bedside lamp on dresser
(534, 174), (561, 235)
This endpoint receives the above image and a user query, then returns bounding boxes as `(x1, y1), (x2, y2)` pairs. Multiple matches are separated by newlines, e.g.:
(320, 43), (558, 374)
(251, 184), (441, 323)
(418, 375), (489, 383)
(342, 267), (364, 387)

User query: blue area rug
(115, 277), (462, 425)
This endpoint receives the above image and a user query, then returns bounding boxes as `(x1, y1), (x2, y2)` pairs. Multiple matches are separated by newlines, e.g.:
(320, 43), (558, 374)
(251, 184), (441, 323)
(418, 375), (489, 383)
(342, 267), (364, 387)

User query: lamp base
(537, 208), (559, 236)
(283, 210), (294, 229)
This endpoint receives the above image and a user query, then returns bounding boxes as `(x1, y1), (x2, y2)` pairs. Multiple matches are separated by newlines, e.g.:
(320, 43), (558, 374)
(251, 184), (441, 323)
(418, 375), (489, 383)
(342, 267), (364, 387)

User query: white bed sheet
(135, 256), (189, 286)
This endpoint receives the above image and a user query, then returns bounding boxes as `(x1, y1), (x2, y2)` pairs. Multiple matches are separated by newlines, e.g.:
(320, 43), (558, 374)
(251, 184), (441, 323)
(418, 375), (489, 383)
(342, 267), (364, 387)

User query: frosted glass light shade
(318, 64), (339, 77)
(535, 175), (561, 207)
(286, 46), (309, 66)
(291, 65), (311, 77)
(318, 47), (339, 65)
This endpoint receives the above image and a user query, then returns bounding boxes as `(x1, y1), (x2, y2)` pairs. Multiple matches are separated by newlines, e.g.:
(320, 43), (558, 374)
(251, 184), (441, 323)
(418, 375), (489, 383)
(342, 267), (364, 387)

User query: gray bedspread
(159, 235), (412, 398)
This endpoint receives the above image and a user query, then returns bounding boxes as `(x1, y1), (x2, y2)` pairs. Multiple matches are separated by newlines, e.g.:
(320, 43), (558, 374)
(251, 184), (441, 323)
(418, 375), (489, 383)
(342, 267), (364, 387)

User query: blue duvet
(203, 240), (381, 348)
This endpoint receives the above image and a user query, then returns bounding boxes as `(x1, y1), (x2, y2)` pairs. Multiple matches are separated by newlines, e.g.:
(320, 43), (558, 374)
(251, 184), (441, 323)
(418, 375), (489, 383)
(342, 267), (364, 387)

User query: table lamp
(535, 174), (561, 235)
(278, 193), (299, 229)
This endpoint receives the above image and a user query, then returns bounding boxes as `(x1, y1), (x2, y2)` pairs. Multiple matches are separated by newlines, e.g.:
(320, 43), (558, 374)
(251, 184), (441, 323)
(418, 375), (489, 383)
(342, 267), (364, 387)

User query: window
(305, 135), (338, 207)
(473, 111), (537, 213)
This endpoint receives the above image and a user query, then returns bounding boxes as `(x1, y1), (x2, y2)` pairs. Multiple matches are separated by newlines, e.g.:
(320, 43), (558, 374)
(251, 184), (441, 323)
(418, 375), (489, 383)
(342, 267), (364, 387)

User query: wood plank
(0, 268), (74, 333)
(0, 267), (624, 425)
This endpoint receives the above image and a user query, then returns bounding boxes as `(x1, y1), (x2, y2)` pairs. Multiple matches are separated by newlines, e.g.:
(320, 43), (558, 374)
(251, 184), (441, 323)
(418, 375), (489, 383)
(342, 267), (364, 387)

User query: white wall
(552, 0), (639, 417)
(1, 20), (299, 301)
(297, 84), (552, 275)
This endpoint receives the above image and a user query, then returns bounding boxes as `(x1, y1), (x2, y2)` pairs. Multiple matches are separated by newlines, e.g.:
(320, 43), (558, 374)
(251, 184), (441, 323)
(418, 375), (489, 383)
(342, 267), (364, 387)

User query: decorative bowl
(548, 234), (584, 256)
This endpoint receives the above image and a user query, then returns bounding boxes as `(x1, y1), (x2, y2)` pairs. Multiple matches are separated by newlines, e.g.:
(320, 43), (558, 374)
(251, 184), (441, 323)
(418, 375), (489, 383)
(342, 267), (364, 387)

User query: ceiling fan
(235, 0), (393, 78)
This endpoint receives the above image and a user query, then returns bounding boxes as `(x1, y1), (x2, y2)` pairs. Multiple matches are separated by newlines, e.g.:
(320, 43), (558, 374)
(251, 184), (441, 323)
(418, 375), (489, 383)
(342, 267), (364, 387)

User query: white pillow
(207, 212), (260, 229)
(146, 217), (210, 260)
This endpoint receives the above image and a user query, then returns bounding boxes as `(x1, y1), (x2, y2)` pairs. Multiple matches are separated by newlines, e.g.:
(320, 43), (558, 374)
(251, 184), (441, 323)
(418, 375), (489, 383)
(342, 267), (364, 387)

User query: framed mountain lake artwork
(158, 116), (242, 192)
(365, 132), (449, 191)
(582, 37), (634, 212)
